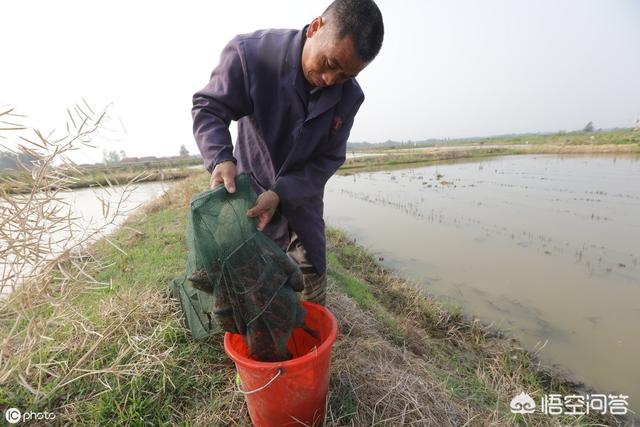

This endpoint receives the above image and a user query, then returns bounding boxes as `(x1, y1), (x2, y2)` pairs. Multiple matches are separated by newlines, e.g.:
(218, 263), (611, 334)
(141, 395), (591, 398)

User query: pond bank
(0, 166), (202, 194)
(340, 142), (640, 175)
(0, 172), (629, 425)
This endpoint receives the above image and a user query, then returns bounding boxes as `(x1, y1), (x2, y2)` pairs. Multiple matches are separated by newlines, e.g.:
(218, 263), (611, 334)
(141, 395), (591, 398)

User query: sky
(1, 0), (639, 163)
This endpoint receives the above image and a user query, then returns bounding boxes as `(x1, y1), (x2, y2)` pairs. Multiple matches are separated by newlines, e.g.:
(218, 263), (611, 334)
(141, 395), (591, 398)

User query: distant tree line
(102, 149), (127, 164)
(101, 145), (191, 164)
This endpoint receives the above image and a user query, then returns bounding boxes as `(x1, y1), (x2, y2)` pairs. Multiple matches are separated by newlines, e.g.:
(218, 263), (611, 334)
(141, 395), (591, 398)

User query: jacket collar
(284, 25), (307, 70)
(285, 26), (343, 124)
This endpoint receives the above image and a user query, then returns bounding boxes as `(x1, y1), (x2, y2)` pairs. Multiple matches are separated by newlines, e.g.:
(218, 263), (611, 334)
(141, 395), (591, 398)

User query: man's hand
(210, 160), (237, 192)
(247, 190), (280, 231)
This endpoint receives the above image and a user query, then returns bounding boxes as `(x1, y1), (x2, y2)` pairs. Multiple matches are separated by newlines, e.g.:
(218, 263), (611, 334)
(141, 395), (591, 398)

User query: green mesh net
(170, 173), (314, 361)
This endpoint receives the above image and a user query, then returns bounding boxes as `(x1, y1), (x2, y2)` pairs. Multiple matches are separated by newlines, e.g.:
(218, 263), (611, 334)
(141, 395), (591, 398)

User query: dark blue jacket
(192, 27), (365, 274)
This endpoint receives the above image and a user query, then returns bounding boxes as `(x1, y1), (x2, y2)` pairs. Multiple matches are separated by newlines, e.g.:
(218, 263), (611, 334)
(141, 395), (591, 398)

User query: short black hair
(323, 0), (384, 63)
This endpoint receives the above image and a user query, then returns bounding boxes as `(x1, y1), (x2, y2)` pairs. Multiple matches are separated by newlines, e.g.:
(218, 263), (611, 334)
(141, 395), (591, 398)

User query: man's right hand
(210, 160), (237, 193)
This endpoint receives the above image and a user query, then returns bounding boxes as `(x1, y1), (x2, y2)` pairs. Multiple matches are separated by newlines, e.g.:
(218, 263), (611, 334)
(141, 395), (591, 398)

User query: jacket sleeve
(272, 94), (364, 208)
(192, 37), (253, 173)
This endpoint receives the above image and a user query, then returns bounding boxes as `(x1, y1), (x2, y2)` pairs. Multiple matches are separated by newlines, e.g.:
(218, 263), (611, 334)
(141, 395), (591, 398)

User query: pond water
(325, 154), (640, 412)
(57, 181), (170, 234)
(1, 181), (170, 296)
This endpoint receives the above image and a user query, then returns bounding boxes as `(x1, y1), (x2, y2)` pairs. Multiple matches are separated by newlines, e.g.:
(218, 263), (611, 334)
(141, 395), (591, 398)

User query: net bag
(171, 173), (312, 362)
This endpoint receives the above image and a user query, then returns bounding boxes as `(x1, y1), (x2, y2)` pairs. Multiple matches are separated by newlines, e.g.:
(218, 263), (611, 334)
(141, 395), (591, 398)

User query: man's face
(301, 17), (367, 88)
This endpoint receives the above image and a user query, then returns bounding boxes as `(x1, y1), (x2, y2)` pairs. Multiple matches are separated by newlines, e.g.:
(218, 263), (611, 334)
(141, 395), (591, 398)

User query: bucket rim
(224, 301), (338, 369)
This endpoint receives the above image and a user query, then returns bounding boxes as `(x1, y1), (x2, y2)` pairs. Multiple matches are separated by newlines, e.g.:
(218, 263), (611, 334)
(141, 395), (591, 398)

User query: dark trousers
(285, 232), (327, 306)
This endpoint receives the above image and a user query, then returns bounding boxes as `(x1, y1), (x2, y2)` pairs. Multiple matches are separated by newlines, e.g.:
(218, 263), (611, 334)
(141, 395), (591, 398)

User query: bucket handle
(236, 368), (283, 395)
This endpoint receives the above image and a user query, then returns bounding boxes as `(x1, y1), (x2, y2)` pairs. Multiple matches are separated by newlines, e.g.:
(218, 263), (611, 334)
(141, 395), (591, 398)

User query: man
(192, 0), (384, 305)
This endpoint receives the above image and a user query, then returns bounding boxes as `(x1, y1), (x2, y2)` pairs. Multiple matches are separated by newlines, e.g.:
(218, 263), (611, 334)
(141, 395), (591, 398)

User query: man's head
(301, 0), (384, 88)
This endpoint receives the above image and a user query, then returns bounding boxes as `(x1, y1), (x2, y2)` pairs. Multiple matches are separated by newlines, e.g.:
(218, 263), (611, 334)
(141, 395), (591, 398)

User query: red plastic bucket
(224, 301), (338, 427)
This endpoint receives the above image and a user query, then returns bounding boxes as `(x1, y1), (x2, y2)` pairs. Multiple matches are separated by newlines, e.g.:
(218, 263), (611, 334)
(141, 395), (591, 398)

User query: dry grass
(326, 286), (475, 426)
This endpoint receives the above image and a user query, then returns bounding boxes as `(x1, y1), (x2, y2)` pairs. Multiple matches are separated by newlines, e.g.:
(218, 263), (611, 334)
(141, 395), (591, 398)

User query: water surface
(325, 154), (640, 411)
(1, 181), (170, 295)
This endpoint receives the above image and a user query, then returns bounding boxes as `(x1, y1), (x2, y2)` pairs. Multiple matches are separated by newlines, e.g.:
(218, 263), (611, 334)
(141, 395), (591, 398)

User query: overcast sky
(2, 0), (639, 163)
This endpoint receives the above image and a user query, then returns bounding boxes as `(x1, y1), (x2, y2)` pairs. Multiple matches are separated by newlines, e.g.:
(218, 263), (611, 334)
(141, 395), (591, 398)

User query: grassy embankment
(341, 128), (640, 174)
(1, 172), (627, 426)
(0, 159), (203, 194)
